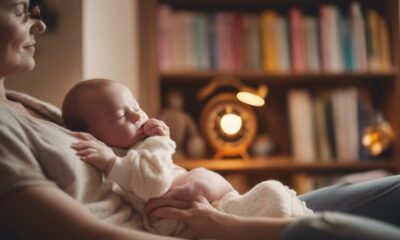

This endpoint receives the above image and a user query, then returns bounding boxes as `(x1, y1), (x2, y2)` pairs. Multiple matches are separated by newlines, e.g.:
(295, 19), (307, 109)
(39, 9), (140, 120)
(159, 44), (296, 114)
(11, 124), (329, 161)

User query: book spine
(289, 8), (305, 72)
(157, 4), (172, 71)
(350, 2), (368, 71)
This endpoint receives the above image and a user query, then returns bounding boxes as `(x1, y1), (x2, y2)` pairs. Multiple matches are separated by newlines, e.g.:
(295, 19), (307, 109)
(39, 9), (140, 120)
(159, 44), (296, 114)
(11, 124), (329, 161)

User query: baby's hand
(71, 132), (116, 173)
(142, 118), (170, 137)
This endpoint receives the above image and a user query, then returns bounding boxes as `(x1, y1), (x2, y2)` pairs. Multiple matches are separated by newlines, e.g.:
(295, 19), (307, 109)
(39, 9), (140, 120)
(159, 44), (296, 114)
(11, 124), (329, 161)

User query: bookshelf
(137, 0), (400, 192)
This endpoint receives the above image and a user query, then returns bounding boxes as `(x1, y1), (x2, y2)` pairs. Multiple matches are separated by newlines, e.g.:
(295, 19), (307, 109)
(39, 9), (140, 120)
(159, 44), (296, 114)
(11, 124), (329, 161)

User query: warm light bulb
(362, 121), (394, 156)
(220, 113), (242, 135)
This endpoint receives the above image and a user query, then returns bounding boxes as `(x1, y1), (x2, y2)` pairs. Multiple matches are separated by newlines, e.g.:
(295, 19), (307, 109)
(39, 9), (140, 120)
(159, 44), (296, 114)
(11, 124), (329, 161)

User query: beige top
(0, 100), (143, 229)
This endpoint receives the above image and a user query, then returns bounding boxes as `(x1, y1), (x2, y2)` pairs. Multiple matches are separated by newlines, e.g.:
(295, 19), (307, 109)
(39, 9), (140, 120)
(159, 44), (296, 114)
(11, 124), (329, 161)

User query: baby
(62, 79), (313, 236)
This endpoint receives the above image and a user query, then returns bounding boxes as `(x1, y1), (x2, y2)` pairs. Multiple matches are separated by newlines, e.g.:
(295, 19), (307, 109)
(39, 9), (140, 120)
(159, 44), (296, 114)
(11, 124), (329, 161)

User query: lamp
(362, 112), (394, 156)
(197, 75), (268, 160)
(197, 75), (268, 106)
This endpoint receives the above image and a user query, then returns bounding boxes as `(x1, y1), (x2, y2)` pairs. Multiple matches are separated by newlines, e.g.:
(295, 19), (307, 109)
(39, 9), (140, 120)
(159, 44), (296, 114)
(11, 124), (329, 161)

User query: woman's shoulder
(5, 90), (63, 125)
(0, 103), (20, 125)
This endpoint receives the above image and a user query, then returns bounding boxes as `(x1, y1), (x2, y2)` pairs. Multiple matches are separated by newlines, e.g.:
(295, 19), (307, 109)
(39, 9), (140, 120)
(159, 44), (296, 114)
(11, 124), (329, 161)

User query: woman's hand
(146, 197), (230, 239)
(71, 132), (116, 173)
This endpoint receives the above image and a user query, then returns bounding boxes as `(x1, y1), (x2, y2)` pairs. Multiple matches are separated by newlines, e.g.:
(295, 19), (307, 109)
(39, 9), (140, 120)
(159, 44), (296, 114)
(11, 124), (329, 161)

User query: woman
(0, 1), (178, 239)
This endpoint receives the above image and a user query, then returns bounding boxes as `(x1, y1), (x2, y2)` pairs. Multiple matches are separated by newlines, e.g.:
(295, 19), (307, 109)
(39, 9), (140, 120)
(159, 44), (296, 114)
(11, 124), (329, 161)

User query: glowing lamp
(362, 113), (394, 156)
(197, 75), (265, 160)
(220, 113), (243, 135)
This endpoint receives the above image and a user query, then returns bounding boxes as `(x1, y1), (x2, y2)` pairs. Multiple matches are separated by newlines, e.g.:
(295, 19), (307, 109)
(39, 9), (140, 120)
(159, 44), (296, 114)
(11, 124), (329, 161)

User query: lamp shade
(236, 85), (268, 107)
(197, 75), (268, 107)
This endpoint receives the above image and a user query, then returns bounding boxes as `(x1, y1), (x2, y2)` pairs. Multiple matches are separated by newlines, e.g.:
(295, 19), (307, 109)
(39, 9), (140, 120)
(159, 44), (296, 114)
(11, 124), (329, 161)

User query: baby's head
(62, 79), (148, 148)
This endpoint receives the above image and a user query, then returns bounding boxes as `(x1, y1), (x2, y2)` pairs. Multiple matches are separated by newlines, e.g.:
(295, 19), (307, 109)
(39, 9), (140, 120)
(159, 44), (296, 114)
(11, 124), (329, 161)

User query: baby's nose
(127, 110), (141, 123)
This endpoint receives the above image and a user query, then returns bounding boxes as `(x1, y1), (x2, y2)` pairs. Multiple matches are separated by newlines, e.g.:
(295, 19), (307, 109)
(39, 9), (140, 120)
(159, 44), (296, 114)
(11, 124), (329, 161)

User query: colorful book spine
(340, 14), (354, 71)
(303, 16), (320, 72)
(157, 4), (172, 71)
(367, 9), (381, 71)
(320, 5), (344, 72)
(350, 2), (368, 71)
(276, 17), (291, 72)
(208, 14), (218, 69)
(243, 14), (262, 70)
(232, 13), (244, 70)
(289, 8), (305, 72)
(288, 90), (316, 162)
(379, 17), (391, 71)
(261, 10), (279, 72)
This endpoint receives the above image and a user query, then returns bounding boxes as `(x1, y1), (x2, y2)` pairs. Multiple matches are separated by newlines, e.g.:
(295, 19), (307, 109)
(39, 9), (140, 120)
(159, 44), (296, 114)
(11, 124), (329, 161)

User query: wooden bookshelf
(138, 0), (400, 191)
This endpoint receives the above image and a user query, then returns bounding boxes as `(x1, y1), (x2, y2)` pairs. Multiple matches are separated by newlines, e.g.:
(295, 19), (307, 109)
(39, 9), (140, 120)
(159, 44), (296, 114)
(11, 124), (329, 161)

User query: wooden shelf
(139, 0), (400, 192)
(174, 158), (397, 173)
(160, 71), (397, 85)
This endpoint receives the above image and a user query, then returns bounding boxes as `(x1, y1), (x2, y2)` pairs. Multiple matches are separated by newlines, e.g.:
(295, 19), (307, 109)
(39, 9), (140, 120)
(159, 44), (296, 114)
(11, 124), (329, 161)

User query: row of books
(287, 87), (383, 163)
(157, 2), (392, 73)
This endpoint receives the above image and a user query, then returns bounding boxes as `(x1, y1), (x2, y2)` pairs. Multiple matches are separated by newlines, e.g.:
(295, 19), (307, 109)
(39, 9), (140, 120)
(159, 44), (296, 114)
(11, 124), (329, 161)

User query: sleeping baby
(62, 79), (313, 236)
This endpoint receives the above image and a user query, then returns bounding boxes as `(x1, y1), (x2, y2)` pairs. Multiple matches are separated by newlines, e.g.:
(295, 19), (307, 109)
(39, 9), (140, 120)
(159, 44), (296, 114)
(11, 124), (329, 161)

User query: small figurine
(159, 89), (206, 159)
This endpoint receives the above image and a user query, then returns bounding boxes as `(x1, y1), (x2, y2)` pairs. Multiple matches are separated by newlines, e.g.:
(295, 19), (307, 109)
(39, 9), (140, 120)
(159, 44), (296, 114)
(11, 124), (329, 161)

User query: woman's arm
(148, 197), (292, 240)
(0, 186), (179, 240)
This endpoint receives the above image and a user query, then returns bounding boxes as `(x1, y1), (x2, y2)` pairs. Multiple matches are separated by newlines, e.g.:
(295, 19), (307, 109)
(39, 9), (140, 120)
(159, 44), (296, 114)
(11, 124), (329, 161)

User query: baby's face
(81, 83), (148, 148)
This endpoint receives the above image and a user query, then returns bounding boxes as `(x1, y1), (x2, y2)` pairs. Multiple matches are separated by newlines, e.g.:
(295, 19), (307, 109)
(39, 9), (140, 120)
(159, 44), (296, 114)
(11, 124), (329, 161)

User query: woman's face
(0, 0), (46, 77)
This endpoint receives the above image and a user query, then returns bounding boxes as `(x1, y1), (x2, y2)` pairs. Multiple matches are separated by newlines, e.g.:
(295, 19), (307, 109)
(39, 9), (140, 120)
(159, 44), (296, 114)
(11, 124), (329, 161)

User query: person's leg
(299, 175), (400, 225)
(280, 212), (400, 240)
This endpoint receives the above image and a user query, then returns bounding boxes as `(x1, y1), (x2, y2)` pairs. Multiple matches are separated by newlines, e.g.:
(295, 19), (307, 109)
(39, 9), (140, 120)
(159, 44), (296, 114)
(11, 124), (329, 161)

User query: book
(276, 17), (291, 72)
(288, 90), (316, 162)
(170, 12), (182, 70)
(379, 17), (391, 71)
(181, 11), (193, 70)
(157, 4), (172, 71)
(261, 10), (279, 72)
(313, 95), (333, 162)
(216, 12), (235, 70)
(232, 12), (244, 70)
(319, 5), (331, 71)
(350, 2), (368, 71)
(303, 16), (320, 72)
(320, 5), (344, 72)
(331, 88), (359, 162)
(208, 14), (218, 69)
(289, 8), (305, 72)
(367, 9), (381, 71)
(243, 14), (262, 70)
(192, 12), (210, 70)
(340, 11), (354, 71)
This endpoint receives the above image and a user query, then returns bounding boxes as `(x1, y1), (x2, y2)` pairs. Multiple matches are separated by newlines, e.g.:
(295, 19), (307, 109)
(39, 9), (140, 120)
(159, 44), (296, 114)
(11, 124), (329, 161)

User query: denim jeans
(281, 175), (400, 240)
